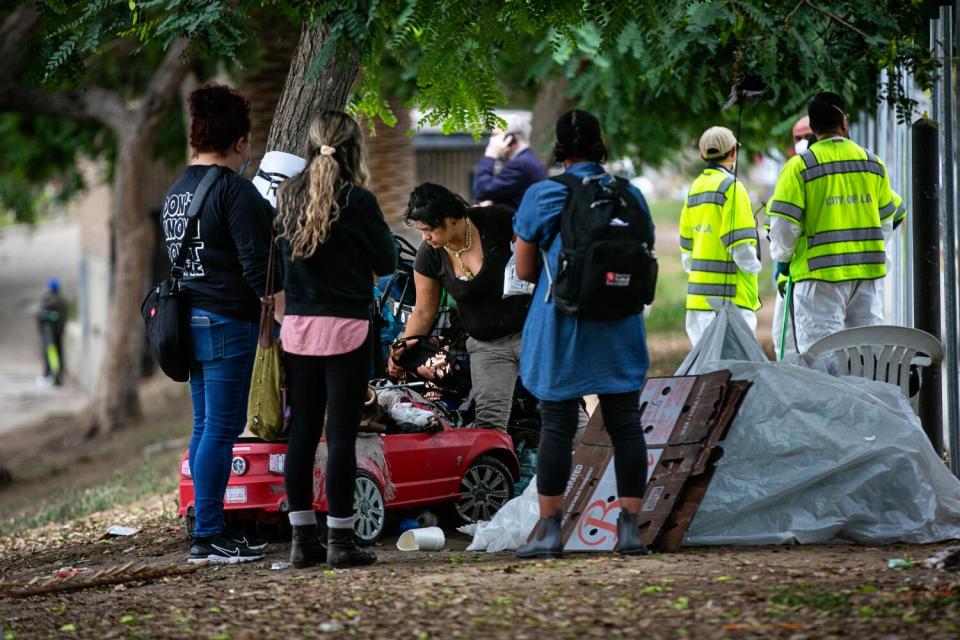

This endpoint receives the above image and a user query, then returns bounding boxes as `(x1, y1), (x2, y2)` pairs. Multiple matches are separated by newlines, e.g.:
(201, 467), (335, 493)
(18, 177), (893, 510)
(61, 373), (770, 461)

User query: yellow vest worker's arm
(679, 197), (693, 273)
(767, 156), (806, 263)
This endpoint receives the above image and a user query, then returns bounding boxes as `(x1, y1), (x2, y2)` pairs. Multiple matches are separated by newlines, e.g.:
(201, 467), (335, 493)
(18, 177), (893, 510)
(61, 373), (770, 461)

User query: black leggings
(537, 391), (648, 498)
(283, 341), (370, 519)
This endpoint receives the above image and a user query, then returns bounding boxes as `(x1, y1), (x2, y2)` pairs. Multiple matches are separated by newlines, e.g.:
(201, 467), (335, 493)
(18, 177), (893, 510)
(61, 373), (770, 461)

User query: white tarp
(685, 360), (960, 545)
(466, 305), (960, 550)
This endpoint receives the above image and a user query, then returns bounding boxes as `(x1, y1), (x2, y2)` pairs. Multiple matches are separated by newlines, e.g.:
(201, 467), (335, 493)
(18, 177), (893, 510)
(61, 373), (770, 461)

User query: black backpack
(548, 173), (657, 320)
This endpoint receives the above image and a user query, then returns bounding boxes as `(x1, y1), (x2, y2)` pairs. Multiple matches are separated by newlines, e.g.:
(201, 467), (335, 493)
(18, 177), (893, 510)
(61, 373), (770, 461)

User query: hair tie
(319, 145), (336, 156)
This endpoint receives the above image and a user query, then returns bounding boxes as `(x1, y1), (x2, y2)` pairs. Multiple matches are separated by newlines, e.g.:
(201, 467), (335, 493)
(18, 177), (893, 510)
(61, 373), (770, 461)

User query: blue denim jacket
(513, 162), (654, 401)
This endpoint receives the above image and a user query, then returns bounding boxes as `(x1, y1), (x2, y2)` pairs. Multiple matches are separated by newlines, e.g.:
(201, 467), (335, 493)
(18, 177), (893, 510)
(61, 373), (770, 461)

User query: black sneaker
(223, 527), (268, 551)
(188, 534), (264, 564)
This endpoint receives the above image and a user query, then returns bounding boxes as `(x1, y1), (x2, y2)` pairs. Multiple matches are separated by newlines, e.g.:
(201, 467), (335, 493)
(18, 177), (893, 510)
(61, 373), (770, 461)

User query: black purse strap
(171, 166), (224, 280)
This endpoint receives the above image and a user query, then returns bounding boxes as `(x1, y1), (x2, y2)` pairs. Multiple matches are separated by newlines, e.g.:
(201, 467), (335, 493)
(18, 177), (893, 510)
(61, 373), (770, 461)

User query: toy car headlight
(180, 460), (191, 478)
(231, 456), (248, 476)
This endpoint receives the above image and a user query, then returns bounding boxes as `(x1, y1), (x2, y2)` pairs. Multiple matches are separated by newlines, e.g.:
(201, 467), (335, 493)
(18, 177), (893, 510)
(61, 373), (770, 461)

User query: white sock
(326, 515), (355, 529)
(288, 510), (318, 526)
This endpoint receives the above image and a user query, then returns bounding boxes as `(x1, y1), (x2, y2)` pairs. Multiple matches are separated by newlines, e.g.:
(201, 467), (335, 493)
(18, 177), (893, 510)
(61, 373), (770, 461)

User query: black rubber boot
(516, 510), (563, 559)
(616, 510), (649, 556)
(290, 524), (327, 568)
(327, 527), (376, 567)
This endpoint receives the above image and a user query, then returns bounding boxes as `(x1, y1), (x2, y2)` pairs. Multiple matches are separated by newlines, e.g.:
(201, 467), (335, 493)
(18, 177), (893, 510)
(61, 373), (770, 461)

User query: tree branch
(137, 38), (190, 128)
(0, 83), (130, 133)
(0, 3), (38, 80)
(783, 0), (804, 27)
(803, 0), (870, 40)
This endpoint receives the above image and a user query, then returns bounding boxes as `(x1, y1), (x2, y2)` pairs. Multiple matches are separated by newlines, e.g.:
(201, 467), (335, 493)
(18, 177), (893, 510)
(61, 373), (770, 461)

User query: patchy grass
(0, 448), (181, 539)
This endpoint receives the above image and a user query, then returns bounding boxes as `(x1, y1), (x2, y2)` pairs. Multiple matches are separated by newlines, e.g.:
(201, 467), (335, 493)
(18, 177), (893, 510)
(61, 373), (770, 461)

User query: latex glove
(484, 132), (511, 160)
(775, 261), (791, 278)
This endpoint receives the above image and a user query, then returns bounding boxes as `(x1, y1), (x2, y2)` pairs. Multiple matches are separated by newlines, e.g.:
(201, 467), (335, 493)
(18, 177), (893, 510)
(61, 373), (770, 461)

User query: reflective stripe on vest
(686, 175), (735, 207)
(687, 192), (725, 206)
(722, 228), (758, 247)
(688, 283), (737, 298)
(799, 148), (884, 181)
(878, 200), (896, 220)
(769, 200), (803, 222)
(807, 227), (884, 248)
(801, 160), (884, 182)
(807, 251), (886, 271)
(690, 259), (737, 274)
(680, 236), (693, 251)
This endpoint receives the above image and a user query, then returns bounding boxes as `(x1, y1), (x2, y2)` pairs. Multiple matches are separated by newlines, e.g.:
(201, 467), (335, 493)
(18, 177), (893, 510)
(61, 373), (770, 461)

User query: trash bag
(675, 300), (768, 375)
(463, 476), (540, 552)
(685, 360), (960, 545)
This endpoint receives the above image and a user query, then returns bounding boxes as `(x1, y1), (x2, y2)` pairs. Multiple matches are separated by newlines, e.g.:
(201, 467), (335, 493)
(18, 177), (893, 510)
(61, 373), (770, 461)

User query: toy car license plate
(225, 486), (247, 504)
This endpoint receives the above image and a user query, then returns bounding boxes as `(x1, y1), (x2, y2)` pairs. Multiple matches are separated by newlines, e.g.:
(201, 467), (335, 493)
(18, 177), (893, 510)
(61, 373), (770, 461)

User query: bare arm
(387, 271), (442, 378)
(514, 238), (540, 283)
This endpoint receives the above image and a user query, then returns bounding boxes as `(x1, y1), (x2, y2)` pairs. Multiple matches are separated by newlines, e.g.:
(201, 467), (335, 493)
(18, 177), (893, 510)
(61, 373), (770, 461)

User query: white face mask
(794, 139), (809, 155)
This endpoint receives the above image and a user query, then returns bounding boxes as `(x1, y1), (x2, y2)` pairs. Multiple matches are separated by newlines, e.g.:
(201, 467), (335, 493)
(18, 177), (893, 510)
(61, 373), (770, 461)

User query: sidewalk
(0, 218), (88, 434)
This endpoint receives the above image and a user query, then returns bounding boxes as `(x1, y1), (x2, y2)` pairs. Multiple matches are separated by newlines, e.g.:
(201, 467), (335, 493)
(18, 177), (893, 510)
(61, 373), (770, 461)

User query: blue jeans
(188, 308), (258, 538)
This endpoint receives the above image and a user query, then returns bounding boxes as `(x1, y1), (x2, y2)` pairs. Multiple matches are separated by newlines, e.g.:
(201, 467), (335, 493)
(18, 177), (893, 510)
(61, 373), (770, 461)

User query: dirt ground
(2, 361), (958, 639)
(1, 517), (959, 639)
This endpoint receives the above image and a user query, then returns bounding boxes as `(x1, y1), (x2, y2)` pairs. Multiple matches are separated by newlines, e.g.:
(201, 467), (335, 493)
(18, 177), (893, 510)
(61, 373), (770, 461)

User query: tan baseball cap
(699, 126), (738, 160)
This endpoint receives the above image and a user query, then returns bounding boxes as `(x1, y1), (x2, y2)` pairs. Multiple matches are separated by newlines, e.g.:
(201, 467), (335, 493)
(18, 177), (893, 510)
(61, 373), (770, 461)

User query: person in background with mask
(163, 83), (274, 564)
(471, 113), (547, 211)
(770, 116), (816, 358)
(791, 116), (818, 157)
(679, 126), (762, 346)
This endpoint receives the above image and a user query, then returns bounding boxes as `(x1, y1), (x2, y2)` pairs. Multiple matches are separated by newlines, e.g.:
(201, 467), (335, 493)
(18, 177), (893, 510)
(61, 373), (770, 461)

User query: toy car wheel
(455, 456), (515, 524)
(353, 472), (386, 544)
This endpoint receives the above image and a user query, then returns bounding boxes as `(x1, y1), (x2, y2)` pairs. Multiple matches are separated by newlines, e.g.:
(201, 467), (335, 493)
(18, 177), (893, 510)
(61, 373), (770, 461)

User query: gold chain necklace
(443, 218), (474, 281)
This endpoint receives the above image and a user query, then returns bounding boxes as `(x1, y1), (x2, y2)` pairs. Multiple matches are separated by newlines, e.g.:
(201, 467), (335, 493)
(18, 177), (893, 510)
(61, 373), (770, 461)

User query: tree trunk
(92, 138), (152, 432)
(238, 13), (298, 178)
(90, 42), (191, 434)
(364, 96), (417, 233)
(530, 75), (573, 167)
(267, 24), (360, 155)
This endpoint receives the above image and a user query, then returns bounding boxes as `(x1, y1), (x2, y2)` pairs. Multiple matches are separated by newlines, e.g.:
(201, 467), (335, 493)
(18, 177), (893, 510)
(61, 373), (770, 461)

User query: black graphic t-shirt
(162, 165), (273, 322)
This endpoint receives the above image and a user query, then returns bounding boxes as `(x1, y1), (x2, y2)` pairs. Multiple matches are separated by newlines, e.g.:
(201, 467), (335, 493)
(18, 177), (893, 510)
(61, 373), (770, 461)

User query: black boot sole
(617, 547), (650, 556)
(516, 548), (563, 560)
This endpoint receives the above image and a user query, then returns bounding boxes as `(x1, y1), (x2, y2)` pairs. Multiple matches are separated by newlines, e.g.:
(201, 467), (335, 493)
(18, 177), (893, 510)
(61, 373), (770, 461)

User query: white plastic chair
(803, 325), (944, 414)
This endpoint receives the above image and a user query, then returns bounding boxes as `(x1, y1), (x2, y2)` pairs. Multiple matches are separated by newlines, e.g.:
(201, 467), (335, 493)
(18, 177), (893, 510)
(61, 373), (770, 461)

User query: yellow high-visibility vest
(679, 167), (760, 311)
(767, 137), (895, 282)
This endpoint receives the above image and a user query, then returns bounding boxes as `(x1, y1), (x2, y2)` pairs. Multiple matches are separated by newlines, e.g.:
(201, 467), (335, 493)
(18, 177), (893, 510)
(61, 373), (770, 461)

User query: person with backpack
(679, 126), (762, 346)
(162, 84), (274, 564)
(276, 111), (398, 568)
(512, 110), (656, 559)
(37, 278), (67, 386)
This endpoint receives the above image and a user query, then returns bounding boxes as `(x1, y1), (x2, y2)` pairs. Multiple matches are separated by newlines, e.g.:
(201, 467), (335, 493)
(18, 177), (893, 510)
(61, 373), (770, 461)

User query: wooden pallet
(558, 371), (750, 553)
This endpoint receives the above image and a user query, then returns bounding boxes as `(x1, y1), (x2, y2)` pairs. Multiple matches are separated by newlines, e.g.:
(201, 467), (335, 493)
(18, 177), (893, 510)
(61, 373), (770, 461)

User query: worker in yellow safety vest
(770, 116), (817, 359)
(767, 92), (898, 354)
(679, 126), (762, 346)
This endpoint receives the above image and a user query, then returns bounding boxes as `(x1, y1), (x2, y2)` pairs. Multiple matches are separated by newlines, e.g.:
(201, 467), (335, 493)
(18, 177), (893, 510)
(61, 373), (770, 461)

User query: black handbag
(141, 166), (223, 381)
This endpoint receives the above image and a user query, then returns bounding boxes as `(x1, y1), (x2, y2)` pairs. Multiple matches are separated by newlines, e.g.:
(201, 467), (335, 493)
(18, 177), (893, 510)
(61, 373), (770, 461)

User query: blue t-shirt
(513, 162), (654, 401)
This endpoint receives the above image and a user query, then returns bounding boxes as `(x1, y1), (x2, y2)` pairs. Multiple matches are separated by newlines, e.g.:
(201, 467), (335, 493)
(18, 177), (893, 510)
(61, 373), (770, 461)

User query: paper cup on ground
(397, 526), (445, 551)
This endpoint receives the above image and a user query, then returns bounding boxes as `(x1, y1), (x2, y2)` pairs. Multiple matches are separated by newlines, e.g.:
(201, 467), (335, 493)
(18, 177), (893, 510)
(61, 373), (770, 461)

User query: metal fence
(851, 2), (959, 477)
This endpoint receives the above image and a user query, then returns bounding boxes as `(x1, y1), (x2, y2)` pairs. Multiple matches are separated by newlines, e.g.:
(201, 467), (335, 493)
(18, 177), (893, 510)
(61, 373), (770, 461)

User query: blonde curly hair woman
(276, 111), (397, 568)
